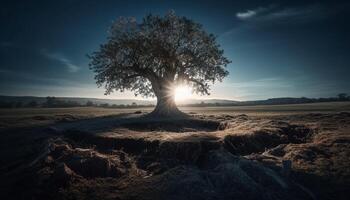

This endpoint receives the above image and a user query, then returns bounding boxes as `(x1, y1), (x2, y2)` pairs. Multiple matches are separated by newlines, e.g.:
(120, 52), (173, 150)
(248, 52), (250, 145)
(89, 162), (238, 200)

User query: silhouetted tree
(46, 96), (57, 107)
(86, 101), (94, 107)
(337, 93), (348, 101)
(89, 11), (230, 117)
(100, 103), (109, 108)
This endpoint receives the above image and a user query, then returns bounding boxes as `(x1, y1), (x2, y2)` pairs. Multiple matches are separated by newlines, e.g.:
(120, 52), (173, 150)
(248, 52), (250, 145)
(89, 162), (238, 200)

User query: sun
(174, 85), (192, 102)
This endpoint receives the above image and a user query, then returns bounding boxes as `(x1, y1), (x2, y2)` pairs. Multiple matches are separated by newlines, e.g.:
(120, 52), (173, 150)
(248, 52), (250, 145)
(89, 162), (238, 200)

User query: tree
(89, 11), (230, 117)
(337, 93), (348, 101)
(86, 101), (94, 107)
(100, 103), (110, 108)
(46, 96), (57, 107)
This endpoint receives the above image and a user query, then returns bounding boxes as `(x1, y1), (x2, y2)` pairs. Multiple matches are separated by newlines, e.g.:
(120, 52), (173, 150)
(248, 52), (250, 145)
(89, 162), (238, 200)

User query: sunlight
(174, 85), (192, 102)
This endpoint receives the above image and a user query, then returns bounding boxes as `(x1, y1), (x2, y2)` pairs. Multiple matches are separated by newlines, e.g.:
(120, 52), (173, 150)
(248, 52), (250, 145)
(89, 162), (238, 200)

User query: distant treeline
(0, 93), (349, 108)
(0, 96), (153, 109)
(189, 93), (350, 107)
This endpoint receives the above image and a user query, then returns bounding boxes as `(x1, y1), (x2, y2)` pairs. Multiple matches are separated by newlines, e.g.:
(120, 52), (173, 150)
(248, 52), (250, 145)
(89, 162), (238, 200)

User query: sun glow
(174, 85), (192, 102)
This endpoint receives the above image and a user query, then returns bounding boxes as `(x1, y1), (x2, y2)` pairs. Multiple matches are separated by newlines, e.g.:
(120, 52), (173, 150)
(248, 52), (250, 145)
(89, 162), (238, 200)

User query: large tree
(89, 11), (230, 117)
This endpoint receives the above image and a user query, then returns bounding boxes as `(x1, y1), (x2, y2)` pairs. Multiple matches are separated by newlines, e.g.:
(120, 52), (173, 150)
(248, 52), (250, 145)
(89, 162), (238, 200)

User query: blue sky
(1, 0), (349, 100)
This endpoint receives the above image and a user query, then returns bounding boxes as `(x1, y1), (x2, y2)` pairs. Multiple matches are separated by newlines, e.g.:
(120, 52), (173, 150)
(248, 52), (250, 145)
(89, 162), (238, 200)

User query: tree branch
(124, 74), (141, 79)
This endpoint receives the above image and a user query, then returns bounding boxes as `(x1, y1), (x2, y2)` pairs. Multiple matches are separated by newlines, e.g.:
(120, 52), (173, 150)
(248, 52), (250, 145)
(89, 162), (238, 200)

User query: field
(1, 102), (350, 200)
(1, 102), (349, 128)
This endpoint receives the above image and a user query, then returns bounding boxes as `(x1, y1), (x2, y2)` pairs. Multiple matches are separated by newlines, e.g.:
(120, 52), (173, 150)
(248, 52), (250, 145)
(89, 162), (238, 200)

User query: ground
(0, 102), (350, 200)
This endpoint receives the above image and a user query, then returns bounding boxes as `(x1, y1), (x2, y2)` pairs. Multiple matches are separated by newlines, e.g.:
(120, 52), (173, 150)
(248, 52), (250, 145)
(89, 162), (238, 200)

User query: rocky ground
(0, 111), (349, 200)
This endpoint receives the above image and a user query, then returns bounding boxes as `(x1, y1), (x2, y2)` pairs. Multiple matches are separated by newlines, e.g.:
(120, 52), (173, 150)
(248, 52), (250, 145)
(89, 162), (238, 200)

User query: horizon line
(0, 93), (347, 103)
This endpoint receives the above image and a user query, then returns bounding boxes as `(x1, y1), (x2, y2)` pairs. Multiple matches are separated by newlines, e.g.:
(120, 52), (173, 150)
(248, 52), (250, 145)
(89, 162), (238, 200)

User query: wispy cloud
(236, 10), (257, 20)
(236, 5), (274, 20)
(236, 4), (342, 22)
(40, 49), (80, 73)
(221, 3), (346, 38)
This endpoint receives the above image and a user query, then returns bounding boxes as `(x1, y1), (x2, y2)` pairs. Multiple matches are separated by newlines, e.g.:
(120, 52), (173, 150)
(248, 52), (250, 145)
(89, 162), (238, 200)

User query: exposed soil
(1, 112), (349, 200)
(118, 118), (222, 132)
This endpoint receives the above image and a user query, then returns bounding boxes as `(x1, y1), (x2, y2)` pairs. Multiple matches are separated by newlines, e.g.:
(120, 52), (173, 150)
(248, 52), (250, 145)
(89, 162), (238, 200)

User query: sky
(1, 0), (349, 101)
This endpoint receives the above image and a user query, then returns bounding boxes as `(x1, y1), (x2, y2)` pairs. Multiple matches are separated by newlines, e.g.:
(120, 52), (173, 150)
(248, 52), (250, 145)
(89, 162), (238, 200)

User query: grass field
(1, 101), (349, 200)
(1, 101), (349, 129)
(1, 101), (349, 118)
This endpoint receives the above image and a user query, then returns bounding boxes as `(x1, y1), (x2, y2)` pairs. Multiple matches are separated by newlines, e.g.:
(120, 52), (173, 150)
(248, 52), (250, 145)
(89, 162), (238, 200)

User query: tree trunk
(149, 88), (185, 118)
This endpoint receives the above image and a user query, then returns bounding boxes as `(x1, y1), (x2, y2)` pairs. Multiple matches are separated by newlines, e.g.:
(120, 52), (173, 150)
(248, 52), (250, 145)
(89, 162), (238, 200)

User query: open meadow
(0, 102), (350, 200)
(1, 101), (349, 129)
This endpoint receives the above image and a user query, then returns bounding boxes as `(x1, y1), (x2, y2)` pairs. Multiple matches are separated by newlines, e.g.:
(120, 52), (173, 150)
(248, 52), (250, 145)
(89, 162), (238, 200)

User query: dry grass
(0, 102), (349, 129)
(1, 102), (350, 200)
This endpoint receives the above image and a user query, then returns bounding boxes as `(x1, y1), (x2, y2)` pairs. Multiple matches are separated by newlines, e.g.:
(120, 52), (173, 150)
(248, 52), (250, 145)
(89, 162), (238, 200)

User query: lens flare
(174, 85), (192, 102)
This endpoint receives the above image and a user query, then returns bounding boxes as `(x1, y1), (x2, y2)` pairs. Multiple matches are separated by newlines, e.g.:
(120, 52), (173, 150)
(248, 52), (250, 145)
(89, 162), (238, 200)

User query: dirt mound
(119, 118), (223, 132)
(224, 122), (314, 155)
(33, 138), (314, 200)
(3, 113), (349, 200)
(60, 120), (314, 167)
(119, 150), (312, 200)
(24, 133), (315, 200)
(243, 125), (350, 200)
(47, 139), (132, 179)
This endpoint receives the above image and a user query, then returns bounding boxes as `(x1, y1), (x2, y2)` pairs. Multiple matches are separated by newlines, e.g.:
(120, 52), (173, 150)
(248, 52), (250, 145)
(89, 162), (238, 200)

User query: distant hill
(237, 97), (347, 106)
(0, 95), (238, 106)
(181, 96), (349, 106)
(177, 99), (238, 105)
(0, 95), (349, 108)
(0, 95), (154, 106)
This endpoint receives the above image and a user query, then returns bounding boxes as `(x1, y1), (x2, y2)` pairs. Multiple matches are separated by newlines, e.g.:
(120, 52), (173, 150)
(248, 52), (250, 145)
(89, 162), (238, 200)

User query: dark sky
(1, 0), (349, 100)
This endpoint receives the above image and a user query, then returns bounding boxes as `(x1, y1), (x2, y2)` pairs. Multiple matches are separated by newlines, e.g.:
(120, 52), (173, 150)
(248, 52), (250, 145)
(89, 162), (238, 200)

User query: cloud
(236, 10), (257, 20)
(236, 6), (273, 20)
(258, 5), (327, 22)
(235, 4), (341, 22)
(40, 49), (80, 72)
(221, 3), (347, 38)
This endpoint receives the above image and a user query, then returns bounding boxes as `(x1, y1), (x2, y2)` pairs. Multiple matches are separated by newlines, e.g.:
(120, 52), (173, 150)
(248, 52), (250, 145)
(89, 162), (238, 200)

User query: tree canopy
(89, 11), (230, 99)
